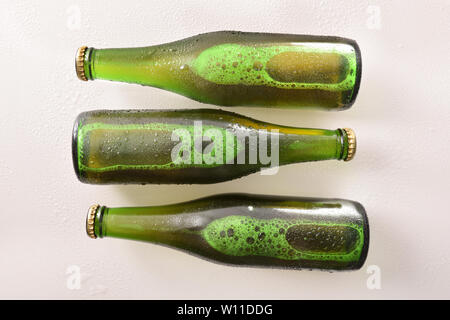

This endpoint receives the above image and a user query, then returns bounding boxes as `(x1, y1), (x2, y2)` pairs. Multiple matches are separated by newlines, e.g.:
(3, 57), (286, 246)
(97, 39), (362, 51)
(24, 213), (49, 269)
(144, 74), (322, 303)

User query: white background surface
(1, 0), (449, 299)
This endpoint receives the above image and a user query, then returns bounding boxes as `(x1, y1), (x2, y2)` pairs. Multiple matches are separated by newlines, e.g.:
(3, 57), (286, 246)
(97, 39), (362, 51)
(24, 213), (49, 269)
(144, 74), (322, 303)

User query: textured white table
(1, 0), (449, 299)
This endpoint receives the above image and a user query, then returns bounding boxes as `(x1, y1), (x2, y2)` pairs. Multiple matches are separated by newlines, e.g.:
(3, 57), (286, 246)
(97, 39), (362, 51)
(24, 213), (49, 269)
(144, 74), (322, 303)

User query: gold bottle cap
(75, 46), (88, 81)
(86, 204), (100, 239)
(343, 128), (356, 161)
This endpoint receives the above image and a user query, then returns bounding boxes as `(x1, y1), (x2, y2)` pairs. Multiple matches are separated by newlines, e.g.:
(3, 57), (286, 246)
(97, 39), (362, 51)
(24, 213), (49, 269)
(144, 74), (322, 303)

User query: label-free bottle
(86, 193), (369, 271)
(76, 31), (361, 109)
(73, 108), (356, 184)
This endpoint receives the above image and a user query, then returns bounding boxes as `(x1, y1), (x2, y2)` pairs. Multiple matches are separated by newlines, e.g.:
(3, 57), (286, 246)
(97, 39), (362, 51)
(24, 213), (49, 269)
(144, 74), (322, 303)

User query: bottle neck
(276, 127), (352, 164)
(92, 205), (196, 244)
(82, 46), (179, 88)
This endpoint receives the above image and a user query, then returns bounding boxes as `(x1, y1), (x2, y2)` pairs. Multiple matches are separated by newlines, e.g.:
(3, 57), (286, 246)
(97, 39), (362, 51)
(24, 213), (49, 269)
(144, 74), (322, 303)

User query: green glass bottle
(86, 194), (369, 271)
(73, 109), (356, 184)
(76, 31), (361, 109)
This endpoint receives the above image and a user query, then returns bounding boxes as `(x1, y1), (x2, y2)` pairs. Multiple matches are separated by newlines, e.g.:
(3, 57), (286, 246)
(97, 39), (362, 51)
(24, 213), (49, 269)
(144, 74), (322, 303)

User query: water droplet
(253, 61), (263, 71)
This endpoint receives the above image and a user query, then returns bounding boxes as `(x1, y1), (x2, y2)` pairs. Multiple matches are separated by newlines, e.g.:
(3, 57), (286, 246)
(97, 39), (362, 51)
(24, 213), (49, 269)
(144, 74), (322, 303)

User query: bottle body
(87, 194), (369, 271)
(77, 31), (361, 109)
(73, 109), (355, 184)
